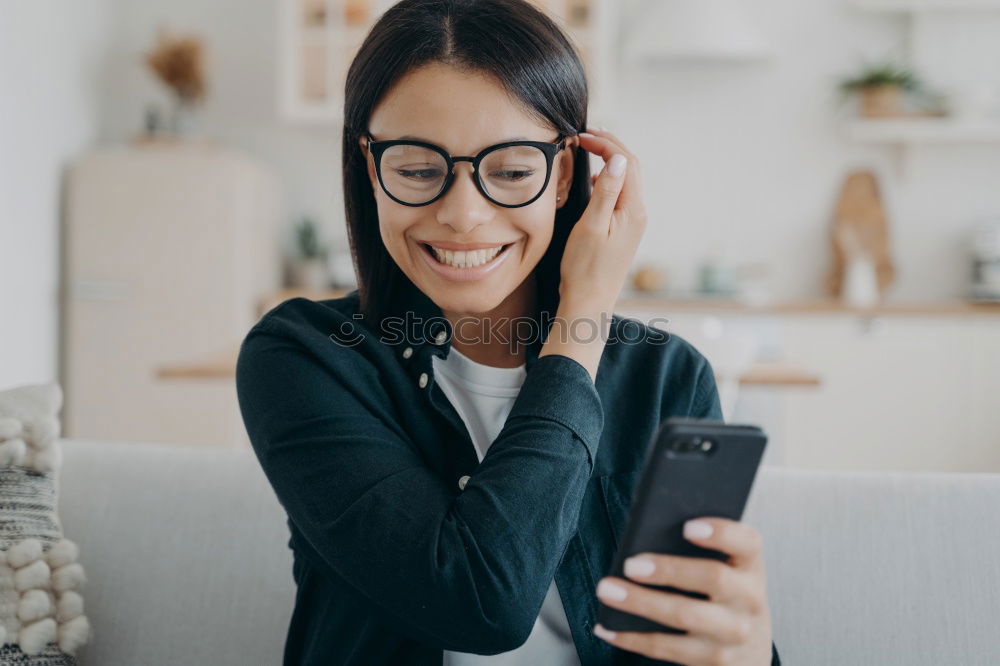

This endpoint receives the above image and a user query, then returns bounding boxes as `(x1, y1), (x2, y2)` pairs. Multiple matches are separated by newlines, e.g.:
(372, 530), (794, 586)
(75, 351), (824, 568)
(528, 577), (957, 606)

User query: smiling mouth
(419, 242), (514, 269)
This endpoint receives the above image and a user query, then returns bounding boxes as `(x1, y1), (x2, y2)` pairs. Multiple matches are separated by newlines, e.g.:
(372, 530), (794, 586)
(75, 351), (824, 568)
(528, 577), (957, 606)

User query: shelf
(259, 288), (1000, 318)
(156, 343), (820, 387)
(845, 117), (1000, 143)
(850, 0), (1000, 11)
(616, 292), (1000, 316)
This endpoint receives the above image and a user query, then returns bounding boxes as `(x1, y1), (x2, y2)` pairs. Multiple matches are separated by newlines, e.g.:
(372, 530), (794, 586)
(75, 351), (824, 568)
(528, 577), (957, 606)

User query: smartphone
(597, 417), (768, 634)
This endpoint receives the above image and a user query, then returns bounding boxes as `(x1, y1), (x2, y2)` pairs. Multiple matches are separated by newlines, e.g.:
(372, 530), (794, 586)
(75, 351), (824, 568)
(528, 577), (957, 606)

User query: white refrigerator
(61, 141), (282, 448)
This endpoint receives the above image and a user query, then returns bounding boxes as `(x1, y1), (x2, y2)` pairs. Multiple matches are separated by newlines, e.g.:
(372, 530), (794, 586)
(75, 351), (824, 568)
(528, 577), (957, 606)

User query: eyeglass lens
(379, 144), (550, 206)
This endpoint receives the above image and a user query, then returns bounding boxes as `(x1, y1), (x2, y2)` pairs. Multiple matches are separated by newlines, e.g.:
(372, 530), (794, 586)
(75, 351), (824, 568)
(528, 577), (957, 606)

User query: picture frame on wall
(276, 0), (616, 126)
(277, 0), (387, 123)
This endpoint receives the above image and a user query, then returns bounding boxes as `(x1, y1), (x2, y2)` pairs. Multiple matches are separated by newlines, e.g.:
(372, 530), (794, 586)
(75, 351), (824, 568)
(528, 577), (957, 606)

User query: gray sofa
(58, 439), (1000, 665)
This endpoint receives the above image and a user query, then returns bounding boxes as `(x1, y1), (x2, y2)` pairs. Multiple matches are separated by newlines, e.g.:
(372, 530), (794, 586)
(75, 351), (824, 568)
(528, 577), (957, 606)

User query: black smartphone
(597, 417), (768, 634)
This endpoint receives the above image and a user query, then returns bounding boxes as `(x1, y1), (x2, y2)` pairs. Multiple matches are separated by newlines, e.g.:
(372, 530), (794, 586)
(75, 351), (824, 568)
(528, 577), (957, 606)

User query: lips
(415, 238), (517, 281)
(418, 240), (517, 251)
(420, 242), (512, 268)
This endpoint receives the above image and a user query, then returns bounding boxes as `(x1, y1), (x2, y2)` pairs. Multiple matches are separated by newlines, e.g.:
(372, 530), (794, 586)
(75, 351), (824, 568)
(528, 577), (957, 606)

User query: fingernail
(579, 132), (595, 138)
(596, 579), (627, 601)
(624, 556), (656, 578)
(593, 623), (617, 640)
(608, 154), (627, 177)
(684, 520), (713, 540)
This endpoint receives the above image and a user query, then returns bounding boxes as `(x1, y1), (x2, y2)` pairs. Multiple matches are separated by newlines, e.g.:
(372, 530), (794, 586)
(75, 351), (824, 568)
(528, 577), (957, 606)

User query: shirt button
(434, 330), (447, 345)
(418, 372), (428, 388)
(402, 346), (413, 359)
(458, 475), (470, 490)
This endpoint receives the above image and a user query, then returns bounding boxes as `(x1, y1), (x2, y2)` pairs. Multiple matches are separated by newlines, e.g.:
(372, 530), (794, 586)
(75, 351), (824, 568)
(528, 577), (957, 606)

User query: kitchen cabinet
(779, 315), (1000, 472)
(621, 302), (1000, 472)
(155, 284), (1000, 470)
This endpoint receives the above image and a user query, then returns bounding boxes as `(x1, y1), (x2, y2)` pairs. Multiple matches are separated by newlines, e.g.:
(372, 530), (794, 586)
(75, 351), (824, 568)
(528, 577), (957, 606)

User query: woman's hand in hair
(557, 128), (646, 313)
(592, 517), (774, 666)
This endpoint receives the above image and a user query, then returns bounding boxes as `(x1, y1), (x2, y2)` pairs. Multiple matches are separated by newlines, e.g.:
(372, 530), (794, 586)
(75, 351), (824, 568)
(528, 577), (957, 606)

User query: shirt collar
(382, 275), (548, 372)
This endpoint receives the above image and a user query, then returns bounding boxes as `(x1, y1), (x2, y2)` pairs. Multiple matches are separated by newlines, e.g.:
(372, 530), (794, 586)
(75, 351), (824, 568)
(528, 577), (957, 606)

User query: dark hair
(342, 0), (592, 327)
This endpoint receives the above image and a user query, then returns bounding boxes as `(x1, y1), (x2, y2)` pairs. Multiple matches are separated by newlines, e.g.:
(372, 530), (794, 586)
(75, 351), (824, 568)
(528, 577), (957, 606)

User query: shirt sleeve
(235, 321), (604, 655)
(691, 357), (725, 422)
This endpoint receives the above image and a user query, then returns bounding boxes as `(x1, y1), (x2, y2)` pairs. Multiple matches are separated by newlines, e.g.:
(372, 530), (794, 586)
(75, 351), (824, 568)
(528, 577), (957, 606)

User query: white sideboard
(619, 302), (1000, 473)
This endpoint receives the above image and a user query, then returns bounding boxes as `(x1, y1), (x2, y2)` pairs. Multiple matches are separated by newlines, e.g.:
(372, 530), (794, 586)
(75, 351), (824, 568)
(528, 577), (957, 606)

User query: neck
(442, 274), (537, 369)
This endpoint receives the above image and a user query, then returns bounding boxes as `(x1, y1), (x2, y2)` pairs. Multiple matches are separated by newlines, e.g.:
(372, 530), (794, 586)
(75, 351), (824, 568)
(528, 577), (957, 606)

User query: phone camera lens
(665, 434), (717, 457)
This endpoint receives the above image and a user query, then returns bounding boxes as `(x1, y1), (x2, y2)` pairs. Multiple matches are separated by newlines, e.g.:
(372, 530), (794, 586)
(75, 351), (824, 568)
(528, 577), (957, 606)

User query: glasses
(365, 132), (567, 208)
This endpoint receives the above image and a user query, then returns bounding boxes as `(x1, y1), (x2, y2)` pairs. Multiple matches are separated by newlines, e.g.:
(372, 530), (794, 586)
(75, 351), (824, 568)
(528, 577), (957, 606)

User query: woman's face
(360, 62), (577, 318)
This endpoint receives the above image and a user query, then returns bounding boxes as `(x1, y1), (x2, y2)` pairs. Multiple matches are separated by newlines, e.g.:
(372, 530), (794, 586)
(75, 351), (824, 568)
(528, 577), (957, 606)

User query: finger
(578, 134), (627, 230)
(583, 127), (639, 180)
(622, 552), (762, 610)
(577, 132), (628, 219)
(578, 132), (643, 215)
(585, 126), (630, 156)
(596, 576), (750, 645)
(682, 518), (766, 571)
(593, 623), (729, 665)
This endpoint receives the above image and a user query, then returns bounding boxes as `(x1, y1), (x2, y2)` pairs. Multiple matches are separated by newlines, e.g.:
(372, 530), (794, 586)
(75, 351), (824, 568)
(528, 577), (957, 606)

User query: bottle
(843, 247), (879, 308)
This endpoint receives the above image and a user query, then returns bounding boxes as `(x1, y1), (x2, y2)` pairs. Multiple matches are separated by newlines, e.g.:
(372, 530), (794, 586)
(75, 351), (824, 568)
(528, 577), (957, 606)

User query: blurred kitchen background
(2, 0), (999, 472)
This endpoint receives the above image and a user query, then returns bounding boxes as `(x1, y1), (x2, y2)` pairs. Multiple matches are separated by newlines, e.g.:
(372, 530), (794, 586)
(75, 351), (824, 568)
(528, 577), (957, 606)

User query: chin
(424, 288), (509, 317)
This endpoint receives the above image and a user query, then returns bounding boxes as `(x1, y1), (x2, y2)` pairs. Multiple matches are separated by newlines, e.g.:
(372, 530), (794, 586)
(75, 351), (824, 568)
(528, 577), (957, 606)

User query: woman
(236, 1), (779, 664)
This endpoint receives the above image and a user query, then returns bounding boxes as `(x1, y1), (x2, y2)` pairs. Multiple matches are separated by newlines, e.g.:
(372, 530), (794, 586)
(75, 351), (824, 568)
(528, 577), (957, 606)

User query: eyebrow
(396, 134), (531, 145)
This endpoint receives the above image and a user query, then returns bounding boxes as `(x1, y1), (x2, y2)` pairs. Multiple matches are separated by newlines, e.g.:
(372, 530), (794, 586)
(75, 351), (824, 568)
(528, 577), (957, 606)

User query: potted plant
(839, 61), (922, 118)
(290, 216), (330, 290)
(145, 29), (207, 137)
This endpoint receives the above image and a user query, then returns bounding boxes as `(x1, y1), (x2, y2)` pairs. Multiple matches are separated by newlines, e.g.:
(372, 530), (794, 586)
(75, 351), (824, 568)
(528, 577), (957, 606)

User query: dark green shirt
(236, 280), (780, 665)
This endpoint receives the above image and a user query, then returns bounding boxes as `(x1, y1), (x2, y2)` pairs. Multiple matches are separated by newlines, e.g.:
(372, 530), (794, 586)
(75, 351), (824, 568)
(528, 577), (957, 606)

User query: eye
(395, 167), (445, 181)
(490, 168), (535, 181)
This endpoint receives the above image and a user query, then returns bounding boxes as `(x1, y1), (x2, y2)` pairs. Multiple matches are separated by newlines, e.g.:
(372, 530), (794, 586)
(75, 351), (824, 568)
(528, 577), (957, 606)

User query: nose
(435, 162), (495, 234)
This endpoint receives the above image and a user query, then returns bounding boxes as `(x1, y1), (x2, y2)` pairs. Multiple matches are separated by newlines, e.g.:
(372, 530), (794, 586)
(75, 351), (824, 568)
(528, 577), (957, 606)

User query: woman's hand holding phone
(592, 517), (774, 665)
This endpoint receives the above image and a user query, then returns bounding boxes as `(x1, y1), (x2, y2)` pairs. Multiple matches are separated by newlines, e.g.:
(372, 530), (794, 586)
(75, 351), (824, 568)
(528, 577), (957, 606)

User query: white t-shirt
(433, 346), (581, 666)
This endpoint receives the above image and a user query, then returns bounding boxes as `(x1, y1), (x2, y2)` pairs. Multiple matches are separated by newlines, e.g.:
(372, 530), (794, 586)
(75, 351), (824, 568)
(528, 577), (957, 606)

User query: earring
(556, 196), (562, 201)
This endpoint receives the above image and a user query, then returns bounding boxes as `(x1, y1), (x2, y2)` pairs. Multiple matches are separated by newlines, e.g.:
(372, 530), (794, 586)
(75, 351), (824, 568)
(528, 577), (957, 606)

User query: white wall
(97, 0), (1000, 304)
(99, 0), (341, 262)
(6, 0), (1000, 386)
(0, 0), (113, 387)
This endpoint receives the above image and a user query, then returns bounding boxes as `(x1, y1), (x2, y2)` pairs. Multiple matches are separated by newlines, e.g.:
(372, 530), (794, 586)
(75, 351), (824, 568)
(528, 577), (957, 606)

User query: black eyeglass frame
(364, 133), (567, 208)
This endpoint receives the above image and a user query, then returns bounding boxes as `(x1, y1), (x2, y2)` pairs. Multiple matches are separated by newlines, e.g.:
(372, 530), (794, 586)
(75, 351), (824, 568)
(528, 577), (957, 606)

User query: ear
(358, 135), (378, 189)
(554, 136), (577, 209)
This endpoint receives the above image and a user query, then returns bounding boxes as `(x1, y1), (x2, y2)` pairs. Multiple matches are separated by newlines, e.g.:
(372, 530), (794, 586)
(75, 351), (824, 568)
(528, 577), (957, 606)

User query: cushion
(0, 383), (90, 660)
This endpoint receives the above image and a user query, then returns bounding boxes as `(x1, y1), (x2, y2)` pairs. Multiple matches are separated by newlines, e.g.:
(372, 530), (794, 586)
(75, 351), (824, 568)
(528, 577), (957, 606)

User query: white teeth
(430, 244), (504, 268)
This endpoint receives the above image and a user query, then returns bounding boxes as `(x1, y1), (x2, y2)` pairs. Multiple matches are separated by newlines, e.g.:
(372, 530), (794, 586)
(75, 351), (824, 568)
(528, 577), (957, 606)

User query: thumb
(586, 153), (627, 229)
